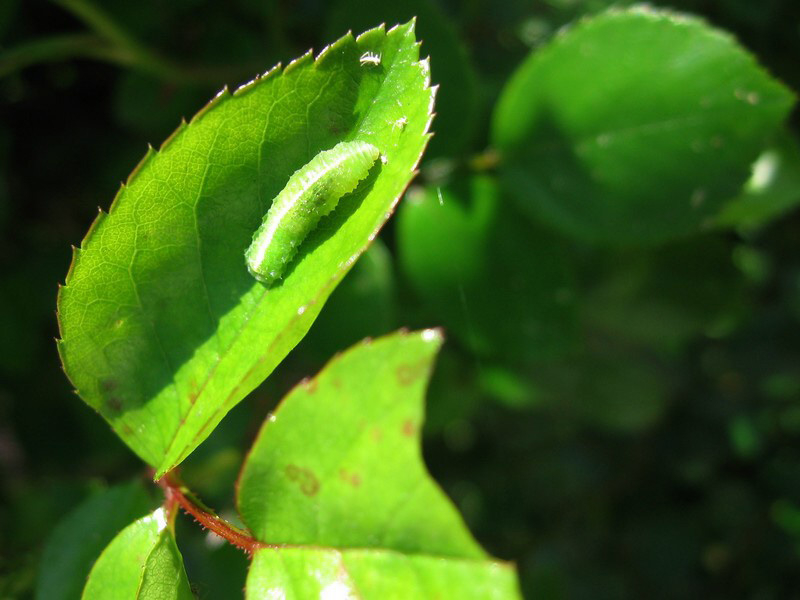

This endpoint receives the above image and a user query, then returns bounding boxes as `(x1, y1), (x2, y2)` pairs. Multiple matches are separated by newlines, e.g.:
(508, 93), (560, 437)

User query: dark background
(1, 0), (800, 598)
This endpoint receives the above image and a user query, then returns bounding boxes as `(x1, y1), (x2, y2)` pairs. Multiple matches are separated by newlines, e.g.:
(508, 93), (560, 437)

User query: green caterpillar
(245, 140), (380, 285)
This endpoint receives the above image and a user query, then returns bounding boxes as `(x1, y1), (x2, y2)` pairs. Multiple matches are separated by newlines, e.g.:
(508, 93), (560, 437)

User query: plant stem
(0, 34), (131, 79)
(159, 472), (263, 555)
(52, 0), (182, 80)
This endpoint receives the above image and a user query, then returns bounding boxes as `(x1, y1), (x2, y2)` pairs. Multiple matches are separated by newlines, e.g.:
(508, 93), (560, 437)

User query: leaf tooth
(388, 18), (415, 36)
(57, 245), (81, 337)
(57, 204), (105, 371)
(56, 275), (73, 345)
(260, 62), (283, 82)
(53, 337), (82, 396)
(126, 144), (158, 187)
(190, 85), (231, 125)
(54, 337), (70, 370)
(61, 244), (79, 287)
(285, 49), (313, 75)
(417, 56), (433, 88)
(314, 29), (354, 68)
(232, 62), (285, 98)
(355, 23), (386, 42)
(77, 209), (108, 253)
(107, 182), (126, 215)
(233, 76), (259, 96)
(423, 85), (439, 132)
(160, 118), (188, 152)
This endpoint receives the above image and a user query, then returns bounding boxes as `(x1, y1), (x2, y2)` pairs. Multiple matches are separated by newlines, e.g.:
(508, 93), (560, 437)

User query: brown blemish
(121, 423), (134, 436)
(106, 396), (123, 413)
(370, 427), (383, 442)
(396, 358), (430, 386)
(402, 419), (416, 437)
(339, 469), (362, 487)
(285, 464), (320, 496)
(100, 379), (118, 392)
(187, 379), (199, 405)
(305, 378), (318, 394)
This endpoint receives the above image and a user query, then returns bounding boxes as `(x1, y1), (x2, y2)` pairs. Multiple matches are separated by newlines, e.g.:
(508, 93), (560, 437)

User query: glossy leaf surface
(57, 22), (434, 476)
(247, 547), (520, 599)
(493, 7), (794, 243)
(82, 508), (192, 600)
(328, 0), (479, 156)
(238, 330), (521, 598)
(397, 177), (576, 360)
(716, 131), (800, 231)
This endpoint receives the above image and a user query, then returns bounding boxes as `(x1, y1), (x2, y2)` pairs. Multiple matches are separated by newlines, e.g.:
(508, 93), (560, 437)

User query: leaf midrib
(159, 36), (403, 472)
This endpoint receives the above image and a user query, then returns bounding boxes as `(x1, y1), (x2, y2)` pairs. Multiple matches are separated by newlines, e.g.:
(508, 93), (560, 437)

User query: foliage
(1, 0), (799, 598)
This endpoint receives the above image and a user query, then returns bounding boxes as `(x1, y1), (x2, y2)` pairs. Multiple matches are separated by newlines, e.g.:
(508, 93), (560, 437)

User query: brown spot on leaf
(285, 464), (320, 496)
(187, 380), (199, 405)
(371, 427), (383, 442)
(396, 358), (430, 386)
(339, 469), (362, 487)
(402, 419), (416, 437)
(304, 378), (318, 394)
(106, 396), (123, 414)
(100, 379), (118, 392)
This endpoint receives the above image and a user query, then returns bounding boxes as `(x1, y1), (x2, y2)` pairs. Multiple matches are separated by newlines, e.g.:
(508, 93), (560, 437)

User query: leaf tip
(421, 327), (444, 345)
(153, 464), (172, 482)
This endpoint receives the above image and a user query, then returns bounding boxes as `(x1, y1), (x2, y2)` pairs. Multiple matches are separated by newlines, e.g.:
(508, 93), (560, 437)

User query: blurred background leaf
(492, 8), (794, 243)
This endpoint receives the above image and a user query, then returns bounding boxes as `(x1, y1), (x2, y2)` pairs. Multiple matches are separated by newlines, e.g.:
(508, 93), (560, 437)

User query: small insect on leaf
(359, 51), (381, 67)
(245, 140), (381, 285)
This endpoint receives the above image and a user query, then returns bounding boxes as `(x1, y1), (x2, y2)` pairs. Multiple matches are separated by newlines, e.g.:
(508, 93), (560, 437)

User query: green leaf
(246, 547), (520, 599)
(531, 346), (673, 433)
(581, 235), (746, 352)
(237, 330), (520, 597)
(36, 481), (154, 600)
(716, 130), (800, 232)
(327, 0), (479, 157)
(56, 21), (434, 477)
(397, 176), (576, 360)
(82, 507), (193, 600)
(492, 6), (794, 243)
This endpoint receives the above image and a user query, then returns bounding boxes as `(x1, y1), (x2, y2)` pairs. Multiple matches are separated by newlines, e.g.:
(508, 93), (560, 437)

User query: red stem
(158, 472), (263, 555)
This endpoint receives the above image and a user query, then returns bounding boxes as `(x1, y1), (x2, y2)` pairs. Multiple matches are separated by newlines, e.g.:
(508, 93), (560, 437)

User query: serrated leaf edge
(50, 19), (434, 473)
(156, 20), (436, 476)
